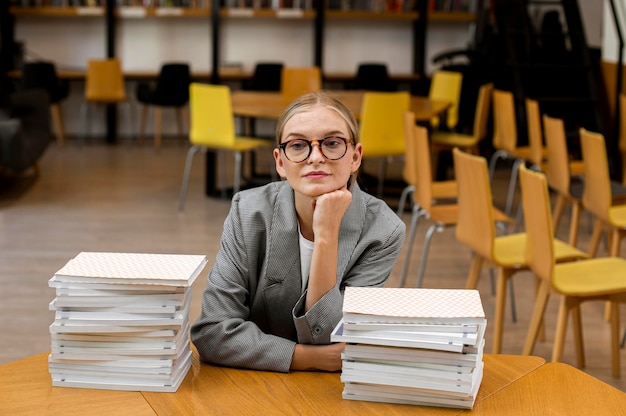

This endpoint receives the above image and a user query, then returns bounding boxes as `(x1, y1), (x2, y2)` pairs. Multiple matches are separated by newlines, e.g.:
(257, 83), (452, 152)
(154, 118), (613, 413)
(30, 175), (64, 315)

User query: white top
(298, 230), (314, 294)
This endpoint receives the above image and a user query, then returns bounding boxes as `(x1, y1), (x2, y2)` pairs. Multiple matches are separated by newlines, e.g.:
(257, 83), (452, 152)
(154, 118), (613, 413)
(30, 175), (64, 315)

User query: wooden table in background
(230, 90), (450, 123)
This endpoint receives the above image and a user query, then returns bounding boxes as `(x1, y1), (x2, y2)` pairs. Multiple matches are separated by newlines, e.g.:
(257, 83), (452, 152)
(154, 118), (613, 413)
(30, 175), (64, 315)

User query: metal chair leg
(398, 204), (424, 288)
(415, 222), (443, 288)
(178, 145), (202, 211)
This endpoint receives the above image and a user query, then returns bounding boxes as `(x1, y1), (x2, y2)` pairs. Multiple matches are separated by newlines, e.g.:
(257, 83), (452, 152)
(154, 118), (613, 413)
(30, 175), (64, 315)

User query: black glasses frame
(279, 136), (350, 163)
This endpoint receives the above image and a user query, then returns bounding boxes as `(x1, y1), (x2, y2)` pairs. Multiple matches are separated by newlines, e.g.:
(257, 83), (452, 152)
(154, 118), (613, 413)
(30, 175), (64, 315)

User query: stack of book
(331, 287), (486, 409)
(48, 251), (207, 392)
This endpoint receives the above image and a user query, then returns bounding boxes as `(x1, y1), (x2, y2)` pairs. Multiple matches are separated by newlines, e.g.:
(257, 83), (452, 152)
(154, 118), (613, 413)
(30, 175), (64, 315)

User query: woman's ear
(274, 148), (286, 179)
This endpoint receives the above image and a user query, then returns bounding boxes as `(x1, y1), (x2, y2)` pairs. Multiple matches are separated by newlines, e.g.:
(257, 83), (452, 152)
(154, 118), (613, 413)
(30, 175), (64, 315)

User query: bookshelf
(1, 1), (477, 140)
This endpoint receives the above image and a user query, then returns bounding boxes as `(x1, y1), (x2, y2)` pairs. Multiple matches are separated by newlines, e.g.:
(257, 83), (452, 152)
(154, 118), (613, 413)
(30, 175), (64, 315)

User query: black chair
(136, 63), (191, 150)
(0, 89), (52, 174)
(18, 61), (69, 146)
(354, 63), (395, 91)
(243, 62), (283, 91)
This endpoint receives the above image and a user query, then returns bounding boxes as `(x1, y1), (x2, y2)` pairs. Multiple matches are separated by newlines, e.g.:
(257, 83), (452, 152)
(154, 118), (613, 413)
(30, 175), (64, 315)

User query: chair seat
(492, 233), (588, 268)
(608, 204), (626, 228)
(431, 131), (478, 148)
(428, 204), (458, 225)
(432, 180), (457, 199)
(554, 257), (626, 295)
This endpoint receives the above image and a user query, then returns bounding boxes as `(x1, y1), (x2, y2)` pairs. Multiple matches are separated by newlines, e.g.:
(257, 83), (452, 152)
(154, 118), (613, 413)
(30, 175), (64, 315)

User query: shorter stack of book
(331, 287), (486, 409)
(48, 251), (207, 392)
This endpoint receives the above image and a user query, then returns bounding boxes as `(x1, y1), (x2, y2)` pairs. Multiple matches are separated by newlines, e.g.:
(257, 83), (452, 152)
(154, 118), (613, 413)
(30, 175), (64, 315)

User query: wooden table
(2, 351), (624, 415)
(231, 90), (450, 123)
(0, 352), (542, 416)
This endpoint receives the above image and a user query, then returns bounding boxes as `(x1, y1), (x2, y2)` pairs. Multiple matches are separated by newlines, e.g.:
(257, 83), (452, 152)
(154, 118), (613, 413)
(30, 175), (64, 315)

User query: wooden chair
(177, 83), (274, 210)
(488, 89), (545, 217)
(82, 59), (132, 143)
(398, 123), (459, 289)
(453, 148), (586, 354)
(519, 164), (626, 378)
(136, 63), (191, 150)
(280, 67), (322, 103)
(358, 91), (410, 198)
(430, 82), (493, 176)
(428, 69), (463, 131)
(579, 128), (626, 258)
(396, 111), (457, 216)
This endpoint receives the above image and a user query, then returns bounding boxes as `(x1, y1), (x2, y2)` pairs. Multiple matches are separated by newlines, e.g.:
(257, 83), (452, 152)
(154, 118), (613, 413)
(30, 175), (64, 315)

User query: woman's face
(274, 105), (362, 199)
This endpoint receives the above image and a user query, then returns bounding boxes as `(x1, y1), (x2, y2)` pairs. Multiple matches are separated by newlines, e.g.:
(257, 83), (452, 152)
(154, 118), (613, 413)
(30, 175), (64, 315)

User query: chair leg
(154, 107), (162, 150)
(396, 185), (414, 216)
(175, 107), (185, 145)
(571, 304), (585, 369)
(50, 103), (65, 146)
(552, 296), (576, 364)
(178, 145), (202, 211)
(492, 268), (514, 354)
(415, 222), (443, 288)
(139, 105), (148, 144)
(398, 205), (424, 288)
(609, 301), (621, 378)
(587, 219), (603, 257)
(464, 254), (484, 290)
(523, 280), (551, 355)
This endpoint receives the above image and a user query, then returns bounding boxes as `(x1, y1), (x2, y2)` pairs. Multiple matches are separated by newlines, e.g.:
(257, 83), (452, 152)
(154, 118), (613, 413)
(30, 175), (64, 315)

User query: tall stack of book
(48, 251), (207, 392)
(331, 287), (486, 409)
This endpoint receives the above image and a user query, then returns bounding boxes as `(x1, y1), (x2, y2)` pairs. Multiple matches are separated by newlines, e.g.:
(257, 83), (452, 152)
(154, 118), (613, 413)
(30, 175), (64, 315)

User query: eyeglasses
(279, 136), (350, 163)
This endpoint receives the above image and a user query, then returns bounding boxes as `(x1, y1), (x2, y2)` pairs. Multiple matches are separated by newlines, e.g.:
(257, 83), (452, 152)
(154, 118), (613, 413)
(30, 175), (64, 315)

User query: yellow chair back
(542, 115), (571, 197)
(525, 98), (544, 167)
(580, 128), (613, 224)
(402, 111), (418, 187)
(407, 124), (434, 212)
(472, 82), (494, 142)
(428, 70), (463, 130)
(452, 148), (496, 261)
(85, 59), (126, 103)
(519, 164), (555, 285)
(280, 67), (321, 103)
(492, 89), (518, 153)
(360, 91), (410, 158)
(189, 83), (236, 148)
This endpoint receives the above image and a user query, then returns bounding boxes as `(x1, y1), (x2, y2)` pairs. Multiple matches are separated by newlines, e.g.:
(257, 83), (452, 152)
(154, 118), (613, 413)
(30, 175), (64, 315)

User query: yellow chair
(430, 82), (493, 176)
(428, 70), (463, 131)
(620, 94), (626, 186)
(398, 123), (458, 288)
(359, 91), (410, 198)
(453, 148), (586, 354)
(280, 67), (322, 103)
(519, 164), (626, 378)
(177, 83), (274, 211)
(488, 89), (546, 217)
(579, 128), (626, 258)
(396, 111), (457, 215)
(82, 58), (132, 142)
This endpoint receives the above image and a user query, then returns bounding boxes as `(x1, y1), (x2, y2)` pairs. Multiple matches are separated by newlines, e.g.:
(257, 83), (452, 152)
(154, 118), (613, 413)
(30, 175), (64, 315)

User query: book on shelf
(334, 287), (487, 410)
(48, 251), (207, 392)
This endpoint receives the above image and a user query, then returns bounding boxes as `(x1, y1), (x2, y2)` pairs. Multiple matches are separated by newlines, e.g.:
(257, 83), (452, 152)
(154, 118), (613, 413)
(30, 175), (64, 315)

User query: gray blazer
(190, 181), (405, 372)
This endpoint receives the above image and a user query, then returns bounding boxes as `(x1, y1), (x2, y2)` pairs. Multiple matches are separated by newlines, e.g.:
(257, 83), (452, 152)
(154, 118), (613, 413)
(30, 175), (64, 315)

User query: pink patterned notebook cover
(343, 287), (485, 319)
(53, 252), (208, 286)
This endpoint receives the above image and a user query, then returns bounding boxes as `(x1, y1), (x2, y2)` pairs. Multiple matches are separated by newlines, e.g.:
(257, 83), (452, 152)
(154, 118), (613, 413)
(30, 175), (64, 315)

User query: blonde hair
(275, 91), (359, 147)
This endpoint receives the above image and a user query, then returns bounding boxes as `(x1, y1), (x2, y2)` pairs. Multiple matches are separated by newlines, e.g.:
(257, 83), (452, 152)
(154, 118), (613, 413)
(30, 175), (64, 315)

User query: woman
(190, 91), (405, 372)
